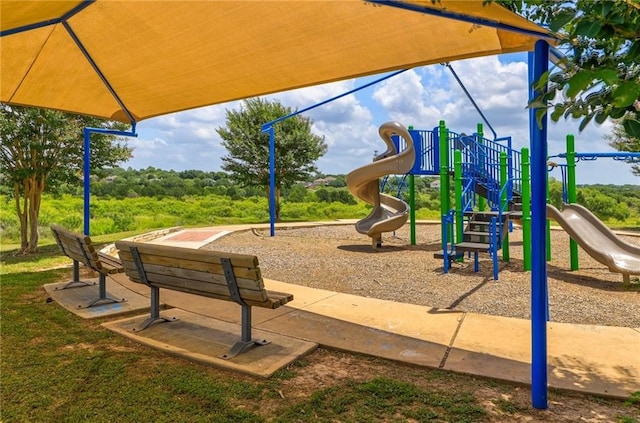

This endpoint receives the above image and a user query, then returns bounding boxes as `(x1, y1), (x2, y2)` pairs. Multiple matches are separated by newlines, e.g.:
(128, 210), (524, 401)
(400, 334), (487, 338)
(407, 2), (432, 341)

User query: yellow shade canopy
(1, 1), (550, 123)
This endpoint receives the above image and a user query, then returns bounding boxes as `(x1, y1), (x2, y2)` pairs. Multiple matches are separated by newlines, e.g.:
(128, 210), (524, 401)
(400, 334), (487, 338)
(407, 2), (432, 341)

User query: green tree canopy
(501, 0), (640, 138)
(606, 120), (640, 176)
(217, 98), (327, 220)
(0, 104), (132, 253)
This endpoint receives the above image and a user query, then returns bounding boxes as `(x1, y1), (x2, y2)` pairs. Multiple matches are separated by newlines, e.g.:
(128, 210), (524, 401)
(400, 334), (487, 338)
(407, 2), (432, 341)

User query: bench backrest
(115, 240), (269, 305)
(51, 224), (106, 274)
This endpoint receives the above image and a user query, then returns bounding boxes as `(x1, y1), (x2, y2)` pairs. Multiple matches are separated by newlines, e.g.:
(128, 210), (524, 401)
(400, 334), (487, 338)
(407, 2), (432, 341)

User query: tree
(499, 0), (640, 138)
(606, 120), (640, 176)
(217, 98), (327, 221)
(0, 105), (132, 253)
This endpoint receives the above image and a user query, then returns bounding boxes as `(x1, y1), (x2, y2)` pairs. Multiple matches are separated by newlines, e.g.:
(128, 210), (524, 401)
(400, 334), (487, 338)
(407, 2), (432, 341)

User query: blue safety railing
(390, 125), (525, 226)
(409, 129), (437, 174)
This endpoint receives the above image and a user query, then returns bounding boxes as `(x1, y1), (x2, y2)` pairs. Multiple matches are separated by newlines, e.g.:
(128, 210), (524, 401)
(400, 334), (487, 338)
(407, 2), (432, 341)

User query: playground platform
(47, 225), (640, 398)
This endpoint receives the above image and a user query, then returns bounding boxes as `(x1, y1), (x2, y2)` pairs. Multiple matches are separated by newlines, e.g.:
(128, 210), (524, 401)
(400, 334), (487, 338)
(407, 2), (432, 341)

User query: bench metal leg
(221, 305), (270, 360)
(77, 273), (126, 309)
(56, 261), (97, 290)
(132, 286), (177, 332)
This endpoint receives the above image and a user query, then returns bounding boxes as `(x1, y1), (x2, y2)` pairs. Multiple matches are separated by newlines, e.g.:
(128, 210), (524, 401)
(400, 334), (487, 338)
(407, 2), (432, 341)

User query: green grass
(2, 236), (640, 422)
(2, 268), (265, 422)
(0, 193), (442, 249)
(1, 265), (492, 422)
(272, 378), (487, 422)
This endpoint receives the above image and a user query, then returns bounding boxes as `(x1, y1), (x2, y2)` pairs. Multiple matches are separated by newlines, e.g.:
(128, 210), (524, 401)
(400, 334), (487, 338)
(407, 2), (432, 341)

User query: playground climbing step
(454, 241), (493, 253)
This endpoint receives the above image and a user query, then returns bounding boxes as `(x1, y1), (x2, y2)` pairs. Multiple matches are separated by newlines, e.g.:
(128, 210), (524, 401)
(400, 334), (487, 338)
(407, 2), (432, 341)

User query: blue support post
(259, 69), (409, 238)
(83, 126), (137, 236)
(83, 128), (91, 235)
(268, 126), (276, 237)
(530, 40), (549, 410)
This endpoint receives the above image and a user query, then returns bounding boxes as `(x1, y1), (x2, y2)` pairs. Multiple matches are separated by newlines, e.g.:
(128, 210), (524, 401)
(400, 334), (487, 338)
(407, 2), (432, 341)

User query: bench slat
(51, 224), (123, 274)
(51, 225), (94, 247)
(120, 262), (266, 292)
(115, 240), (293, 310)
(54, 231), (95, 251)
(153, 285), (287, 309)
(97, 252), (124, 273)
(142, 275), (269, 303)
(53, 235), (97, 256)
(56, 244), (98, 266)
(121, 265), (293, 307)
(117, 241), (258, 268)
(118, 250), (261, 281)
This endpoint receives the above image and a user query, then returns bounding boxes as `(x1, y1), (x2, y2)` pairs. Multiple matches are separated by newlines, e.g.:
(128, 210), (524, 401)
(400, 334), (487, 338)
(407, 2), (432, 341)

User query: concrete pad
(44, 279), (152, 319)
(102, 308), (317, 378)
(546, 323), (640, 397)
(299, 291), (465, 346)
(264, 278), (341, 308)
(445, 313), (640, 397)
(259, 308), (448, 368)
(149, 229), (231, 249)
(444, 313), (533, 384)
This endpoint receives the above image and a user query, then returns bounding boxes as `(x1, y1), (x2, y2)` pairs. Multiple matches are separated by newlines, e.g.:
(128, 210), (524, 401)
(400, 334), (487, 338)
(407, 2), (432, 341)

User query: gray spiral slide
(546, 203), (640, 282)
(346, 121), (415, 248)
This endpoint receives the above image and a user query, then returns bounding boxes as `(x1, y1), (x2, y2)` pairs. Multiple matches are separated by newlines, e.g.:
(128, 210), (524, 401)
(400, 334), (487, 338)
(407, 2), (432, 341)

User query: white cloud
(122, 55), (639, 185)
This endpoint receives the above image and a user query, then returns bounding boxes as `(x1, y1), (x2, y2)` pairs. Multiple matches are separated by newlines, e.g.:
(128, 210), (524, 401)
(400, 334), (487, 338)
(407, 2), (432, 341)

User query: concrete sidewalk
(50, 225), (640, 396)
(108, 270), (639, 398)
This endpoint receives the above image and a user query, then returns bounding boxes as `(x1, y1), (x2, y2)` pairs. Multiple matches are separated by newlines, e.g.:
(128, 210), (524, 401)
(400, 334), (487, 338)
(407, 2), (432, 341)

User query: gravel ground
(204, 223), (640, 328)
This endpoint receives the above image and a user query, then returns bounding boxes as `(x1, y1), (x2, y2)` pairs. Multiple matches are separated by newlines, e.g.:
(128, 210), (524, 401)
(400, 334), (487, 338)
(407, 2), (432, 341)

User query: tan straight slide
(346, 122), (415, 248)
(546, 203), (640, 282)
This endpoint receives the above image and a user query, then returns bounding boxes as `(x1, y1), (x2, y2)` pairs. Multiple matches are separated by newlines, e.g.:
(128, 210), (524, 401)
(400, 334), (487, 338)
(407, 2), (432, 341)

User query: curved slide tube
(346, 121), (415, 248)
(546, 203), (640, 282)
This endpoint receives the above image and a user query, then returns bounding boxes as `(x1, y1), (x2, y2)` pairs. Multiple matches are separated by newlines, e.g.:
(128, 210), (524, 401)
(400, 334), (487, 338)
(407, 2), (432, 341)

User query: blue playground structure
(385, 122), (640, 282)
(384, 120), (528, 281)
(261, 43), (625, 408)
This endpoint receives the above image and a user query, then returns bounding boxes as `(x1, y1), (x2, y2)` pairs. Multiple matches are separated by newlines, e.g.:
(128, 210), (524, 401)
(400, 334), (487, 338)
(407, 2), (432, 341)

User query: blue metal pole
(83, 125), (137, 236)
(261, 69), (407, 132)
(445, 63), (498, 140)
(530, 40), (549, 410)
(259, 69), (409, 238)
(268, 126), (276, 237)
(83, 128), (91, 235)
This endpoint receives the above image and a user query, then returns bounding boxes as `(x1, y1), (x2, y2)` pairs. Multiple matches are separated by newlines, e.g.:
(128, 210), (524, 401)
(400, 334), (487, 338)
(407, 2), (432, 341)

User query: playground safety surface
(47, 224), (640, 398)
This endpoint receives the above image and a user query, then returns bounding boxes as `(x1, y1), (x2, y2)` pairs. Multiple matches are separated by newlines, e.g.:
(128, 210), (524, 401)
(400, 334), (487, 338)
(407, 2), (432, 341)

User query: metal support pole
(566, 134), (579, 270)
(530, 40), (549, 410)
(454, 150), (463, 247)
(268, 126), (276, 237)
(73, 260), (80, 282)
(83, 128), (91, 235)
(409, 174), (416, 245)
(477, 123), (486, 212)
(500, 152), (509, 262)
(241, 305), (252, 342)
(546, 164), (552, 262)
(521, 148), (532, 271)
(439, 120), (450, 252)
(83, 126), (137, 236)
(150, 286), (160, 320)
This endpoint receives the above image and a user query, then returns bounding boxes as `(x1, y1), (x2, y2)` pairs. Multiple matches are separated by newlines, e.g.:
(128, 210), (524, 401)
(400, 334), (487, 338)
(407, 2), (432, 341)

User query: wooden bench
(115, 240), (294, 359)
(50, 224), (126, 308)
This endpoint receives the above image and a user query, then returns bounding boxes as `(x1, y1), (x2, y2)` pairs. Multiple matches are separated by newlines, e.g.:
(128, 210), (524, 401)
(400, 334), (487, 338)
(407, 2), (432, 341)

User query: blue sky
(129, 53), (639, 186)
